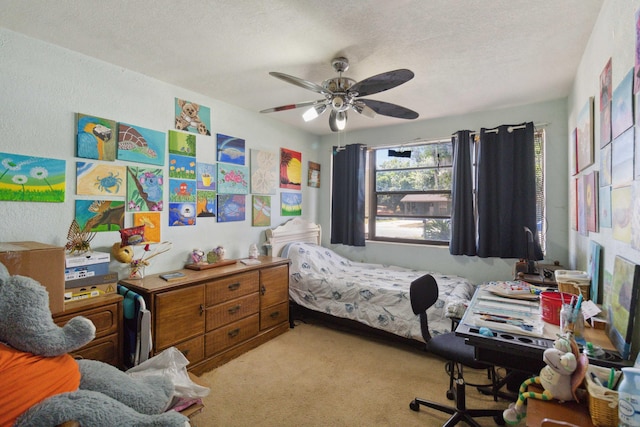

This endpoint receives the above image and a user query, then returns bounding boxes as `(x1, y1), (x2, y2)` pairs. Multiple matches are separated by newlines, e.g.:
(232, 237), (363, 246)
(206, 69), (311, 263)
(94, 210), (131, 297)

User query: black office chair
(408, 274), (505, 426)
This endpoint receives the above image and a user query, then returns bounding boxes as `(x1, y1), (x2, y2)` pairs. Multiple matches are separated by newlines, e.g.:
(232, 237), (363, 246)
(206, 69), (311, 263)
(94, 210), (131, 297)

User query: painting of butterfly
(65, 218), (96, 254)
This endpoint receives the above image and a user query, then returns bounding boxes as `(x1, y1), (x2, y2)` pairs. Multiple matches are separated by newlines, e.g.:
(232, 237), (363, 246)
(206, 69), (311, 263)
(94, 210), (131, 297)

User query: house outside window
(365, 129), (546, 250)
(366, 140), (453, 245)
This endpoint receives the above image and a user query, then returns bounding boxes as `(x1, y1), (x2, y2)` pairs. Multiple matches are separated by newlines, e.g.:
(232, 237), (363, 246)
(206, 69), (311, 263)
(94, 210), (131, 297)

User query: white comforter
(282, 242), (475, 342)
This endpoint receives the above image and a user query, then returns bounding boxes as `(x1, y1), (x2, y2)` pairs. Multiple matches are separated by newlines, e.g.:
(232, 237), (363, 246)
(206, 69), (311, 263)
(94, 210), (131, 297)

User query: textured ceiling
(0, 0), (604, 135)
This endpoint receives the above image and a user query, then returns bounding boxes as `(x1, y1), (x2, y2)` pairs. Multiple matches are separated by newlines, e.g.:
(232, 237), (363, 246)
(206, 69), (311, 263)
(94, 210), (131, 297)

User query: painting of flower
(280, 148), (302, 190)
(217, 164), (248, 194)
(252, 195), (271, 226)
(76, 162), (126, 197)
(169, 154), (196, 179)
(0, 152), (65, 202)
(250, 149), (277, 194)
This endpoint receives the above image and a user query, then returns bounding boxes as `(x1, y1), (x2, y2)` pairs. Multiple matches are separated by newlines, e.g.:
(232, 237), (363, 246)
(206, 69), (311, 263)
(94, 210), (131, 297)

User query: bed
(265, 218), (476, 342)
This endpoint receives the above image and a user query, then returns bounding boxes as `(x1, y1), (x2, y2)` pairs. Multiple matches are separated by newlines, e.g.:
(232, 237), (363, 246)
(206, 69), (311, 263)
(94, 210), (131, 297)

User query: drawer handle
(199, 304), (204, 316)
(228, 328), (240, 338)
(228, 305), (241, 314)
(228, 282), (241, 291)
(269, 311), (280, 319)
(260, 285), (266, 295)
(183, 349), (190, 356)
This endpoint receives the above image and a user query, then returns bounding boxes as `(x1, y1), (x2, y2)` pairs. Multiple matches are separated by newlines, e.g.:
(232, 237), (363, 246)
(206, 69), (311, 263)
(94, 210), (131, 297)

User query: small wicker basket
(585, 365), (621, 427)
(555, 270), (591, 300)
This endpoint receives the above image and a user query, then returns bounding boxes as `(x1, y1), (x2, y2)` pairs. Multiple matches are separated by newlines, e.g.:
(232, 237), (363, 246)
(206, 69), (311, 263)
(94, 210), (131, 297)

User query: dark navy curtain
(476, 122), (542, 259)
(331, 143), (365, 246)
(449, 130), (477, 255)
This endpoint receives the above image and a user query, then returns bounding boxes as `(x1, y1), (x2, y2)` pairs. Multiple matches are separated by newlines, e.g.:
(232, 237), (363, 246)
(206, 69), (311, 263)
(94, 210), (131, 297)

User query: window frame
(366, 139), (453, 246)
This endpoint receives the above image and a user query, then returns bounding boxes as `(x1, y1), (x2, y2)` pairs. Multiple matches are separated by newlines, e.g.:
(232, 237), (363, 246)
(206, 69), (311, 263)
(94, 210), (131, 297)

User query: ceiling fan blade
(349, 69), (414, 97)
(260, 99), (324, 114)
(269, 72), (332, 96)
(359, 99), (419, 120)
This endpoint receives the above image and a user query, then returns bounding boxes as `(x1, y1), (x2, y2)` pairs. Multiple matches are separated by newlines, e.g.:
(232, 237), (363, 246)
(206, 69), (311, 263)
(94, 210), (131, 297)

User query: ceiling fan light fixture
(302, 103), (326, 122)
(335, 111), (347, 131)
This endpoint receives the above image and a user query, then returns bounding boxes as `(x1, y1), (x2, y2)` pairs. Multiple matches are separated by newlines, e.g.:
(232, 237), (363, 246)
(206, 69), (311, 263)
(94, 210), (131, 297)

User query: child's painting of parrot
(76, 113), (117, 161)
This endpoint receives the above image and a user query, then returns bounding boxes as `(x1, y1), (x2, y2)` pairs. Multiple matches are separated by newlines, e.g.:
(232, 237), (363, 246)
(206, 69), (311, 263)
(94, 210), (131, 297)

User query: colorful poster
(252, 195), (271, 226)
(76, 113), (117, 161)
(280, 148), (302, 190)
(175, 98), (211, 135)
(217, 133), (246, 165)
(76, 162), (126, 196)
(117, 123), (166, 166)
(0, 152), (65, 202)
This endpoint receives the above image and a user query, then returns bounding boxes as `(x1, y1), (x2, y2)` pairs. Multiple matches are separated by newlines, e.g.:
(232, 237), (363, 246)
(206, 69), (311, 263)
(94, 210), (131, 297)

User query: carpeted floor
(190, 320), (513, 426)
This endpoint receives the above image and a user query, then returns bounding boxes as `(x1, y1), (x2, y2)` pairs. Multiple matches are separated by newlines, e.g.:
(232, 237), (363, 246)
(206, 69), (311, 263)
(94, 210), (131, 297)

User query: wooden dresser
(53, 293), (123, 368)
(119, 256), (290, 375)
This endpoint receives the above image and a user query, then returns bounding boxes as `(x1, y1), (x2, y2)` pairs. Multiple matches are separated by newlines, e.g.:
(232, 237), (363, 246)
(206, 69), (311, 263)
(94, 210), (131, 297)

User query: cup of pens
(559, 293), (584, 337)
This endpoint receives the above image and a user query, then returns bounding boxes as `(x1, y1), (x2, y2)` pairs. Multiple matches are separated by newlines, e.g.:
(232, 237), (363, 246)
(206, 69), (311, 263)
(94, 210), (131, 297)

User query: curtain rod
(457, 122), (549, 137)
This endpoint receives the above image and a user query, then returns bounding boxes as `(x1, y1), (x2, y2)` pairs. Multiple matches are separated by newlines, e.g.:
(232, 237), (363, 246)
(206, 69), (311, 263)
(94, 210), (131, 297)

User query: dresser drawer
(205, 271), (259, 305)
(70, 333), (119, 366)
(205, 314), (259, 356)
(173, 335), (205, 365)
(55, 301), (119, 339)
(260, 301), (289, 330)
(206, 293), (259, 331)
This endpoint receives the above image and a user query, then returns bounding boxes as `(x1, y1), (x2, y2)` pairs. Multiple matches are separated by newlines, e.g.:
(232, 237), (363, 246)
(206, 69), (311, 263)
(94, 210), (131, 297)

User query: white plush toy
(0, 262), (190, 427)
(502, 333), (588, 424)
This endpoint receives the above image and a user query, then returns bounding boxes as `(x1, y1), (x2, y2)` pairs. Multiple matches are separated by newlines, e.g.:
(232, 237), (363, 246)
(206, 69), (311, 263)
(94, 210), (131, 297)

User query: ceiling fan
(260, 57), (419, 132)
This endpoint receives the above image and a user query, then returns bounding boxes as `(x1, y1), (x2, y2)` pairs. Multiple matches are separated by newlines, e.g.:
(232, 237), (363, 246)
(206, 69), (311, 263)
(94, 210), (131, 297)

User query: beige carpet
(190, 321), (510, 427)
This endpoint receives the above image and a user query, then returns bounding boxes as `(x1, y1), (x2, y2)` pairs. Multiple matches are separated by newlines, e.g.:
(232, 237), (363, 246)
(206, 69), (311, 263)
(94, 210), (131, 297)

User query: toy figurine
(191, 249), (205, 264)
(214, 246), (226, 261)
(248, 244), (259, 259)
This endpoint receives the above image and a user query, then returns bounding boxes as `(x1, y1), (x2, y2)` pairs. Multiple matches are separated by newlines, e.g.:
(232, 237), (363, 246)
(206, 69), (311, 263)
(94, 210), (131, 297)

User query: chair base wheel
(409, 400), (420, 412)
(494, 414), (505, 425)
(446, 389), (455, 400)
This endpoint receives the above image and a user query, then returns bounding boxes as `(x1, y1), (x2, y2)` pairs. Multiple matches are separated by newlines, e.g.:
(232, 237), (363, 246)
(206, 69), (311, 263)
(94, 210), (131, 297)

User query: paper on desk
(580, 300), (601, 320)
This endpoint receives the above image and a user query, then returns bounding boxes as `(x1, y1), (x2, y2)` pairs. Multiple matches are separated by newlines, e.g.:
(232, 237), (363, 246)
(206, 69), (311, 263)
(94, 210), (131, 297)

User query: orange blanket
(0, 343), (80, 427)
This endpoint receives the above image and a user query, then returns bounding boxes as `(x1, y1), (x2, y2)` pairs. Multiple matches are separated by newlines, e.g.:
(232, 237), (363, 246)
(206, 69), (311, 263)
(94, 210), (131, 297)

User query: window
(366, 140), (453, 245)
(365, 129), (546, 250)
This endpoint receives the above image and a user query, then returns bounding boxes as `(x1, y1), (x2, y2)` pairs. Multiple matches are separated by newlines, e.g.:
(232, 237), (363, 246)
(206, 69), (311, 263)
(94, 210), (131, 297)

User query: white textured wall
(0, 28), (321, 277)
(319, 98), (569, 285)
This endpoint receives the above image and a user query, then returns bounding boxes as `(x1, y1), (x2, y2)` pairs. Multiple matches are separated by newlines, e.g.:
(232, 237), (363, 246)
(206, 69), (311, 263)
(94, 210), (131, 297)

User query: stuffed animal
(502, 333), (588, 424)
(0, 262), (189, 427)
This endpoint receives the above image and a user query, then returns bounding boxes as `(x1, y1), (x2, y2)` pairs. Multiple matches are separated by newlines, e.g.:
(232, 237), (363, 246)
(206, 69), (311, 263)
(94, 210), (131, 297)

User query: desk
(525, 386), (594, 427)
(456, 284), (630, 374)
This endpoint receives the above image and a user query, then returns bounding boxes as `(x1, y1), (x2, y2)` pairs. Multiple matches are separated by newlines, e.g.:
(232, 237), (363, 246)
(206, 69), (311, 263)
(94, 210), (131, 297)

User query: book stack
(64, 251), (117, 302)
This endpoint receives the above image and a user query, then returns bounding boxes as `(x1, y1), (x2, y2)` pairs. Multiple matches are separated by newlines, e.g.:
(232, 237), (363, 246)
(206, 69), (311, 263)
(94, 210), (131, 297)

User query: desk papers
(464, 285), (545, 337)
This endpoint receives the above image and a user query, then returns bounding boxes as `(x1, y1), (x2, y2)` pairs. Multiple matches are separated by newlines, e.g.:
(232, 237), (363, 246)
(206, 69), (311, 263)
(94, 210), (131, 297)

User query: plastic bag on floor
(126, 346), (210, 398)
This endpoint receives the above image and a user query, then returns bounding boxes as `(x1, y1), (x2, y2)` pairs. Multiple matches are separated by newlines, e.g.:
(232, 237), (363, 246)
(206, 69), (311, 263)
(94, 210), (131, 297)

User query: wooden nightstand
(53, 294), (123, 368)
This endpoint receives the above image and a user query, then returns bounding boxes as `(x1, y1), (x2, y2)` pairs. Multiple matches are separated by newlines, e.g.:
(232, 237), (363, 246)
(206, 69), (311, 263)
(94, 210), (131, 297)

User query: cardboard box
(0, 241), (65, 314)
(65, 251), (110, 268)
(65, 262), (110, 281)
(64, 272), (118, 288)
(64, 282), (117, 302)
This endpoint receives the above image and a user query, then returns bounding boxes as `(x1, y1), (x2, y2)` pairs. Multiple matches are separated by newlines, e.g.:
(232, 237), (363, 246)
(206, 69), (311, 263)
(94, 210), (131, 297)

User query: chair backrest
(410, 274), (439, 342)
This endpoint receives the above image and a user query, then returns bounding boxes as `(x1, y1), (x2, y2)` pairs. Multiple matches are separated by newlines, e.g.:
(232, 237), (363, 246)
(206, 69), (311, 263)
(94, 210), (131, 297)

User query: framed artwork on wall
(217, 194), (246, 222)
(126, 166), (164, 212)
(217, 164), (248, 194)
(599, 143), (612, 187)
(0, 152), (65, 202)
(252, 195), (271, 226)
(599, 186), (612, 229)
(117, 123), (166, 166)
(281, 192), (302, 216)
(196, 190), (216, 218)
(280, 148), (302, 190)
(577, 97), (594, 172)
(133, 212), (161, 243)
(174, 98), (211, 136)
(168, 202), (196, 226)
(250, 149), (278, 194)
(76, 113), (117, 161)
(606, 255), (640, 359)
(169, 154), (196, 179)
(168, 130), (196, 157)
(632, 181), (640, 251)
(611, 127), (634, 187)
(611, 68), (634, 140)
(612, 185), (632, 243)
(76, 162), (126, 197)
(217, 133), (246, 165)
(600, 58), (612, 147)
(75, 200), (124, 232)
(196, 162), (216, 191)
(308, 161), (321, 188)
(168, 179), (196, 203)
(585, 171), (598, 233)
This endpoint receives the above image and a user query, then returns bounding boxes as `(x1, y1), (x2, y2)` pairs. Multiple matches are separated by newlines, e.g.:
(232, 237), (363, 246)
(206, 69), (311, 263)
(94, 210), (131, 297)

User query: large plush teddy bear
(0, 262), (190, 427)
(502, 333), (588, 424)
